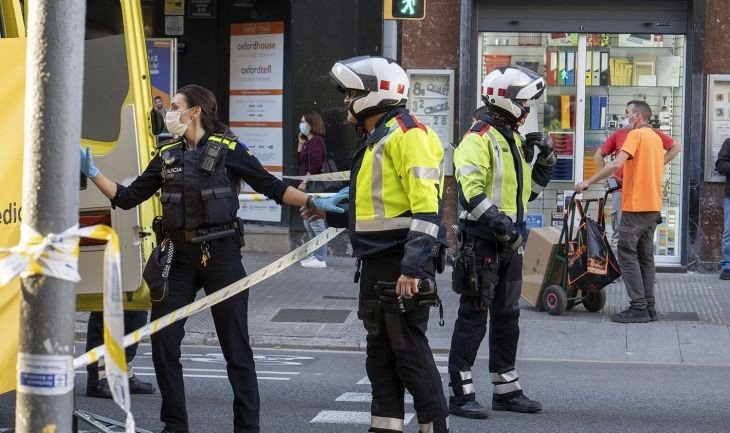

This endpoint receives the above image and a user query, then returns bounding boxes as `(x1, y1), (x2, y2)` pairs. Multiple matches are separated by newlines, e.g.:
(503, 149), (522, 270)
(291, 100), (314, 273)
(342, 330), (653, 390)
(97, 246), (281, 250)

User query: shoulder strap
(466, 120), (491, 137)
(395, 114), (428, 133)
(156, 137), (183, 152)
(209, 133), (238, 150)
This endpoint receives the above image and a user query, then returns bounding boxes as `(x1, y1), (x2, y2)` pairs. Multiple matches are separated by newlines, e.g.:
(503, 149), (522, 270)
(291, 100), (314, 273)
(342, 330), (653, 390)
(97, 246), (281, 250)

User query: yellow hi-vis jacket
(454, 120), (535, 240)
(326, 108), (446, 277)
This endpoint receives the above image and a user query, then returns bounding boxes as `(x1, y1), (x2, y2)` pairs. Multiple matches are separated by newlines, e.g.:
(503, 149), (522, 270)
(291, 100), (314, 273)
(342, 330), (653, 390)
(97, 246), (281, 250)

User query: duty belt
(167, 222), (239, 243)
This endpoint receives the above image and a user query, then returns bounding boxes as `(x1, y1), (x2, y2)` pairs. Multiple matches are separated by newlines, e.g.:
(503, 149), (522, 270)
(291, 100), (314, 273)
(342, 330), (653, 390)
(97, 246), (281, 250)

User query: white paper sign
(229, 22), (285, 222)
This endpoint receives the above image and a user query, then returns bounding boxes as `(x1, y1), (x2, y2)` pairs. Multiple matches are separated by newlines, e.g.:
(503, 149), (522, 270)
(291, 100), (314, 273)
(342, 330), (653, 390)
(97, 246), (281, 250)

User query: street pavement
(2, 346), (730, 433)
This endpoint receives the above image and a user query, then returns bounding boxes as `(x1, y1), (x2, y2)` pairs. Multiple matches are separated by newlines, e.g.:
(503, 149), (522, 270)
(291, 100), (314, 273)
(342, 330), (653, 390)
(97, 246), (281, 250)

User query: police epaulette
(395, 114), (428, 133)
(210, 132), (239, 150)
(156, 137), (183, 151)
(466, 121), (491, 136)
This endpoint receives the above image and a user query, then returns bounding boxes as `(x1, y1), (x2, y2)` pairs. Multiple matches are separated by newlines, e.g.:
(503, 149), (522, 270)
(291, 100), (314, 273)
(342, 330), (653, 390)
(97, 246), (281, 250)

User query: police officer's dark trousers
(448, 238), (523, 404)
(86, 310), (148, 384)
(359, 249), (449, 433)
(150, 237), (259, 433)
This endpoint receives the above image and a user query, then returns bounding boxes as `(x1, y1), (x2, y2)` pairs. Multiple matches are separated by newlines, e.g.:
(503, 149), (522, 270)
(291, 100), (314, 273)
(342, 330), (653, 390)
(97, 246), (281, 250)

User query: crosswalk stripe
(356, 376), (370, 385)
(310, 410), (414, 425)
(336, 392), (414, 404)
(131, 366), (299, 375)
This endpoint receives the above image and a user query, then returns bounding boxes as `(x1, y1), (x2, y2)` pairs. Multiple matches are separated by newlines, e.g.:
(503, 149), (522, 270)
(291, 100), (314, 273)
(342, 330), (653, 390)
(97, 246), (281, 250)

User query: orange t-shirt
(620, 127), (665, 212)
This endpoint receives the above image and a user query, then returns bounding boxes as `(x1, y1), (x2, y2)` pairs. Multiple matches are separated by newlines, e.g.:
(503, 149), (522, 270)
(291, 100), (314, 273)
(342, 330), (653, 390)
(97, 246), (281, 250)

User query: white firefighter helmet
(330, 56), (409, 121)
(481, 65), (546, 122)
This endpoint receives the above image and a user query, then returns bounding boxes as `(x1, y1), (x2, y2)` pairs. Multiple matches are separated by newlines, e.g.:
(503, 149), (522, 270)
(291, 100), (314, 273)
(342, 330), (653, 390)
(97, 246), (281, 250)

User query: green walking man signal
(384, 0), (426, 20)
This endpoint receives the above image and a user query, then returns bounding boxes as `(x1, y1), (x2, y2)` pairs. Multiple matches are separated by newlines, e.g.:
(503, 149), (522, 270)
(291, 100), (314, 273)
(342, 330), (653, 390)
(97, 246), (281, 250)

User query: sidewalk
(76, 252), (730, 365)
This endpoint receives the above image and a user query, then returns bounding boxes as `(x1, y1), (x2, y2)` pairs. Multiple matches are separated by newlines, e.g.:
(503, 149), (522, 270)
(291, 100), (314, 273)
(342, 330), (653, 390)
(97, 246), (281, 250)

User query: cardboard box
(522, 226), (564, 307)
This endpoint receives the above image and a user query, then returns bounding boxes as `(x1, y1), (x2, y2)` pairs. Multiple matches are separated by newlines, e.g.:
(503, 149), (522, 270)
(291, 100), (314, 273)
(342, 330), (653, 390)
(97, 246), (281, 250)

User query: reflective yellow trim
(208, 134), (237, 150)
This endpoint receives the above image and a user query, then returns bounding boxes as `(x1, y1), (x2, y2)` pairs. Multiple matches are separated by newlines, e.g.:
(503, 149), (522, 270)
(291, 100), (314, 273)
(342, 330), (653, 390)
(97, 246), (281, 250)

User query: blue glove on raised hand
(80, 147), (99, 178)
(312, 187), (349, 214)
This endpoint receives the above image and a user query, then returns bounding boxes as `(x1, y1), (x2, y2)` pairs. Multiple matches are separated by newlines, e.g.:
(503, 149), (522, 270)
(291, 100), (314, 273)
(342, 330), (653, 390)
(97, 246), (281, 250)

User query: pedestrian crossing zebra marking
(336, 392), (414, 404)
(310, 410), (415, 425)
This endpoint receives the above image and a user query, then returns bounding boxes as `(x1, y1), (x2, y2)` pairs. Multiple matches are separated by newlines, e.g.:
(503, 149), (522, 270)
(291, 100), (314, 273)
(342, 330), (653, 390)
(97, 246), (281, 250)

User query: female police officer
(80, 84), (328, 433)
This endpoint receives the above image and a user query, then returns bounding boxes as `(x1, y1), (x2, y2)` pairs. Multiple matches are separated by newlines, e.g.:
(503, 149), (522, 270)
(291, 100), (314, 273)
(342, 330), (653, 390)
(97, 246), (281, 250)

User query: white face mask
(299, 122), (310, 135)
(165, 108), (194, 136)
(621, 113), (636, 129)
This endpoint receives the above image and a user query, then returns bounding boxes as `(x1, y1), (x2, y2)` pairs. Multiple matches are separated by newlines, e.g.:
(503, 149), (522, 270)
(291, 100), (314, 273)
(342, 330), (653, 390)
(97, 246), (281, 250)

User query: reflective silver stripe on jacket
(411, 166), (440, 180)
(459, 209), (516, 222)
(485, 128), (504, 208)
(490, 370), (519, 383)
(371, 416), (404, 431)
(410, 219), (439, 238)
(494, 381), (522, 395)
(356, 217), (412, 232)
(456, 164), (480, 179)
(471, 197), (495, 219)
(370, 123), (402, 219)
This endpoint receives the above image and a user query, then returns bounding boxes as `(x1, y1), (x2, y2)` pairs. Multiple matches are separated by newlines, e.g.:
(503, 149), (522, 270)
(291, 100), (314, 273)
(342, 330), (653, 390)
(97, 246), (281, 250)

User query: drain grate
(270, 308), (351, 323)
(659, 312), (700, 321)
(322, 295), (357, 300)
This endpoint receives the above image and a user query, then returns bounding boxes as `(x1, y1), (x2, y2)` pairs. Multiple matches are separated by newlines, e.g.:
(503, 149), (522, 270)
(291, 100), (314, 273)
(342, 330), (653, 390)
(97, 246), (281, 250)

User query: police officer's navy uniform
(327, 107), (449, 433)
(448, 116), (552, 410)
(112, 132), (286, 433)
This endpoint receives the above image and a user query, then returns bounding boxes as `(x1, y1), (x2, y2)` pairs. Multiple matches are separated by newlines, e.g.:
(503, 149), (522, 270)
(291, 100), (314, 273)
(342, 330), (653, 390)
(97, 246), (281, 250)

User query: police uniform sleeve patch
(396, 114), (428, 134)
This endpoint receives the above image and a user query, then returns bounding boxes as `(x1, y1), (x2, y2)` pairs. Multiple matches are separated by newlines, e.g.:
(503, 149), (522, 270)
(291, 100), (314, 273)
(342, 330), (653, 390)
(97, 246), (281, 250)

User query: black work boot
(611, 306), (650, 323)
(129, 374), (156, 394)
(492, 393), (542, 413)
(720, 269), (730, 280)
(85, 378), (112, 399)
(647, 306), (659, 322)
(449, 397), (490, 419)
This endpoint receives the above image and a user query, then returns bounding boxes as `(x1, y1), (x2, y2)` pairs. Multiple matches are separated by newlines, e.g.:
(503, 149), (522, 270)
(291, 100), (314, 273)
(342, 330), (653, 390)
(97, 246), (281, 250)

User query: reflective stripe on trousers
(491, 369), (521, 395)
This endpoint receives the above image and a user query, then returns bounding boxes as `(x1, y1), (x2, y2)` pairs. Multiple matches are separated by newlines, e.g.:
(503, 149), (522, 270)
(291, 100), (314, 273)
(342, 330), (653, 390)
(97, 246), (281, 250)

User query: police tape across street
(73, 226), (346, 370)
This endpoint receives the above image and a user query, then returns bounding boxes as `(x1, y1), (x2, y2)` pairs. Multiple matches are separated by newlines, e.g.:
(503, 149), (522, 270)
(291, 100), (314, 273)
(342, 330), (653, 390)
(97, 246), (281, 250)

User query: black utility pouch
(143, 238), (174, 305)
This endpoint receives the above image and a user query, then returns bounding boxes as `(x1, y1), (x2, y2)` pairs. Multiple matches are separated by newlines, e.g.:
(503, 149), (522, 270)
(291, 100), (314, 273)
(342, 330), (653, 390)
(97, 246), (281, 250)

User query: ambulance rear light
(79, 210), (112, 246)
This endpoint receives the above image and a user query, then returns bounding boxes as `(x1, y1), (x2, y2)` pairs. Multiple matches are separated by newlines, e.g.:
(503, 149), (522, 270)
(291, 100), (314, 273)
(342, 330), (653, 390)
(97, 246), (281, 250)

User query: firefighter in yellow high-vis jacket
(303, 55), (449, 433)
(448, 65), (555, 419)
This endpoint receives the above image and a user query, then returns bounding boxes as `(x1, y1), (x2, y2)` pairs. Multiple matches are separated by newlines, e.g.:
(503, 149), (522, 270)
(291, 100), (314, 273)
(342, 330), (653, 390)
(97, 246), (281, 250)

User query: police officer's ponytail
(177, 84), (230, 135)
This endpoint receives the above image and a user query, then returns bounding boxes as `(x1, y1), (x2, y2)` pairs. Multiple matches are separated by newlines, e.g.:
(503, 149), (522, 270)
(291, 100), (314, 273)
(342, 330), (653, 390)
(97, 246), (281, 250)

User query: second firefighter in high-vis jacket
(448, 65), (555, 419)
(310, 55), (449, 433)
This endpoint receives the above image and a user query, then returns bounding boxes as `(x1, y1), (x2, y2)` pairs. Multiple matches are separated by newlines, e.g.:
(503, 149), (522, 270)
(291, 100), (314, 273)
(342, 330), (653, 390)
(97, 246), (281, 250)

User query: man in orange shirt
(594, 100), (680, 250)
(576, 101), (667, 323)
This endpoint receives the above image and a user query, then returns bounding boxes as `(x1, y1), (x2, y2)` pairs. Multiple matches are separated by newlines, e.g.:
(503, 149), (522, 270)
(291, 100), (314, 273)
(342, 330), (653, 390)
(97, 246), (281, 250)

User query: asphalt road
(2, 345), (730, 433)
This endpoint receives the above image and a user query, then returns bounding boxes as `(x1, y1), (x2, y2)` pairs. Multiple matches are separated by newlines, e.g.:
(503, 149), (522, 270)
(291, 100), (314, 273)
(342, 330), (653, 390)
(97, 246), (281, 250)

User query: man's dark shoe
(492, 393), (542, 413)
(85, 379), (112, 399)
(720, 269), (730, 280)
(611, 306), (650, 323)
(647, 307), (659, 322)
(449, 399), (490, 419)
(129, 375), (156, 394)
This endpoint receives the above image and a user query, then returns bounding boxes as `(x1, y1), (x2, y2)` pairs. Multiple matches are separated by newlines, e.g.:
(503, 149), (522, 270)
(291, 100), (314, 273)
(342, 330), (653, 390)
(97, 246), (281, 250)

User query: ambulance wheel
(584, 289), (606, 313)
(543, 285), (567, 316)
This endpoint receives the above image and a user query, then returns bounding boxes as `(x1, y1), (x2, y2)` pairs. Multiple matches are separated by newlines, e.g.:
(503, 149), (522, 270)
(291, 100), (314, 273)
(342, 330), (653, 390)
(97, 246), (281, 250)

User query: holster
(235, 217), (246, 247)
(451, 235), (480, 296)
(432, 243), (446, 274)
(477, 256), (499, 311)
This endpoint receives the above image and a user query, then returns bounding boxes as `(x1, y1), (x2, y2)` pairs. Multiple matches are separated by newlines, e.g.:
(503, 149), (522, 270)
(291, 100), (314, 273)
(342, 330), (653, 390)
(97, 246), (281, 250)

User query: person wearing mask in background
(595, 100), (680, 250)
(297, 112), (329, 268)
(576, 101), (668, 323)
(80, 84), (330, 433)
(448, 65), (553, 420)
(714, 137), (730, 280)
(302, 55), (450, 433)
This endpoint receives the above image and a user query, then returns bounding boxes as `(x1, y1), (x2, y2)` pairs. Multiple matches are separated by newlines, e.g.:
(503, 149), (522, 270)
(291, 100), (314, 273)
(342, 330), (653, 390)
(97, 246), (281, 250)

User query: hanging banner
(0, 38), (25, 394)
(229, 21), (285, 222)
(146, 38), (177, 112)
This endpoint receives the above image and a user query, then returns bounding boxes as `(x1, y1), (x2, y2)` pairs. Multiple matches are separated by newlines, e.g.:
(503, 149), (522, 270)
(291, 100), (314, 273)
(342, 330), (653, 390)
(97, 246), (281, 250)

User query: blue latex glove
(80, 147), (99, 178)
(312, 187), (349, 213)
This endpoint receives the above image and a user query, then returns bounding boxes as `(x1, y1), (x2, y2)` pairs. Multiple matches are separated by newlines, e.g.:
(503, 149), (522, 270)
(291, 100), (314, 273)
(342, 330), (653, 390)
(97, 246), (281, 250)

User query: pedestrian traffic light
(384, 0), (426, 20)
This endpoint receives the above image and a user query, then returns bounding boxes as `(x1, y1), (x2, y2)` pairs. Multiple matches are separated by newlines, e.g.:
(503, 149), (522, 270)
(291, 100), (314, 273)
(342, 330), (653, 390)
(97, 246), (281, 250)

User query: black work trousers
(448, 239), (523, 404)
(150, 237), (259, 433)
(359, 249), (448, 433)
(85, 310), (148, 384)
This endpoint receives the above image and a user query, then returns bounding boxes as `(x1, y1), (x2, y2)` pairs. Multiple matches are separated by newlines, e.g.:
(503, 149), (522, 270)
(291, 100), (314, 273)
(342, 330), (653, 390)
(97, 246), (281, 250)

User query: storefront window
(479, 32), (685, 263)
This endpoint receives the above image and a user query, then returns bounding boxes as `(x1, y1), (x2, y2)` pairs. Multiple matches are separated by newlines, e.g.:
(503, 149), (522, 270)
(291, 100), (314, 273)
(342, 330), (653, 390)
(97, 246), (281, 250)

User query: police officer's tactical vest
(157, 133), (240, 231)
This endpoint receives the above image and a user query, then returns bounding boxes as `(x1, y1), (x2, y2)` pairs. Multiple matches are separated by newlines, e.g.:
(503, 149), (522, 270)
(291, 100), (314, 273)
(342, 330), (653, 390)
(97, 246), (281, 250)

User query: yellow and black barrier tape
(73, 226), (346, 370)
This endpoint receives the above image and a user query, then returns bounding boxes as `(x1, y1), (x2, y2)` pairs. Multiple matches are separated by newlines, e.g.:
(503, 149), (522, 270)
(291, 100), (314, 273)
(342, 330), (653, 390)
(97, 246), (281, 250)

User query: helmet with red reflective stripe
(481, 65), (545, 123)
(330, 56), (409, 121)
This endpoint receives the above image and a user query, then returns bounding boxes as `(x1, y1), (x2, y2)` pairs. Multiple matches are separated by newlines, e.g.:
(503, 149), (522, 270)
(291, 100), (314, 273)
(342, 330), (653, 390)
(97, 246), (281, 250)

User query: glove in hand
(80, 146), (99, 178)
(525, 132), (553, 156)
(312, 187), (348, 214)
